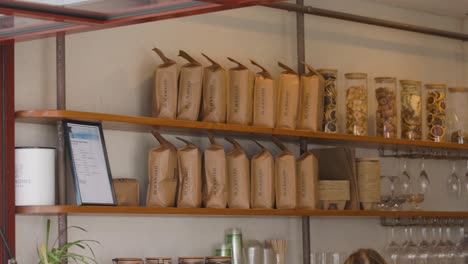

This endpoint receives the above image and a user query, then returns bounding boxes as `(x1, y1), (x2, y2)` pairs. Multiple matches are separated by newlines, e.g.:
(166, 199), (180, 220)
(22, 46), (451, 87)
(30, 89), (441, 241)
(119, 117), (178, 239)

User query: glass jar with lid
(400, 80), (422, 140)
(447, 87), (468, 144)
(374, 77), (397, 138)
(345, 72), (368, 136)
(425, 83), (447, 142)
(206, 256), (231, 264)
(179, 257), (205, 264)
(317, 68), (338, 133)
(112, 258), (144, 264)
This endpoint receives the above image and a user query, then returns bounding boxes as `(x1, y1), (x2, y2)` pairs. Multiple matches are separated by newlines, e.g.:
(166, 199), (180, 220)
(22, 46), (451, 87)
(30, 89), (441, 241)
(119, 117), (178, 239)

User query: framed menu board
(64, 120), (116, 206)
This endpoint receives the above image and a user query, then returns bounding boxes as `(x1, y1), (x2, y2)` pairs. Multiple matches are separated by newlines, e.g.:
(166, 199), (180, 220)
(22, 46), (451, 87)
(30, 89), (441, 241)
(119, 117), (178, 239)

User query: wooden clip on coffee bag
(152, 48), (178, 119)
(297, 63), (325, 131)
(276, 62), (299, 129)
(113, 178), (139, 206)
(251, 60), (276, 128)
(296, 151), (319, 209)
(225, 137), (250, 209)
(176, 137), (202, 208)
(177, 50), (203, 121)
(226, 57), (254, 125)
(273, 138), (296, 209)
(203, 134), (227, 208)
(201, 54), (227, 123)
(251, 141), (275, 209)
(147, 131), (178, 207)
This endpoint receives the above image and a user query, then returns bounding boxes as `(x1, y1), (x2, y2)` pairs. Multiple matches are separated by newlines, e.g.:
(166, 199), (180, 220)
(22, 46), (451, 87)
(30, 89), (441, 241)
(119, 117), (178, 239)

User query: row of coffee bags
(146, 132), (319, 210)
(152, 48), (324, 131)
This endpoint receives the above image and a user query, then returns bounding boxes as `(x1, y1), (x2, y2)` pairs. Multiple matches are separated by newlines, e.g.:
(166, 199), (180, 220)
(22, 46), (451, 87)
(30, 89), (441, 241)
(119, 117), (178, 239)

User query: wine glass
(400, 158), (411, 202)
(418, 218), (431, 264)
(417, 157), (431, 196)
(377, 175), (392, 210)
(447, 161), (461, 199)
(463, 160), (468, 197)
(384, 218), (401, 264)
(400, 218), (419, 264)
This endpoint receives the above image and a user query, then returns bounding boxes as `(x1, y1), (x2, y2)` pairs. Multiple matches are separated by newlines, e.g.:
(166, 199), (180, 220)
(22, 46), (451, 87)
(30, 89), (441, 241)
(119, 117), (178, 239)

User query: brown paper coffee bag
(113, 178), (139, 206)
(225, 137), (250, 208)
(250, 141), (275, 209)
(201, 54), (227, 123)
(176, 137), (202, 208)
(147, 131), (178, 207)
(177, 50), (203, 121)
(226, 57), (254, 125)
(273, 138), (296, 209)
(203, 134), (227, 208)
(297, 63), (325, 131)
(276, 62), (300, 129)
(296, 151), (319, 209)
(152, 48), (178, 119)
(251, 60), (276, 128)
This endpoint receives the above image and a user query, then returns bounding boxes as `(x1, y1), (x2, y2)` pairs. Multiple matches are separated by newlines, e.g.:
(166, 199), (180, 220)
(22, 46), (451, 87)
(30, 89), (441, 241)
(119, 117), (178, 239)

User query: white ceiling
(372, 0), (468, 18)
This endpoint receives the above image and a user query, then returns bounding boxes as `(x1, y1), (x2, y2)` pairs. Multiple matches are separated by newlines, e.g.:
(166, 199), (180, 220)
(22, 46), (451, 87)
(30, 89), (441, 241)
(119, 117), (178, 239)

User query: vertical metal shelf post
(295, 1), (310, 263)
(56, 32), (68, 258)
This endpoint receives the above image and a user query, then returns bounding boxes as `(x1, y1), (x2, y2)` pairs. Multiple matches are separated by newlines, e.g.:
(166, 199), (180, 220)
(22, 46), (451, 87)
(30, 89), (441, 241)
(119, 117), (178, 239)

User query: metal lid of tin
(206, 256), (232, 261)
(112, 258), (143, 261)
(317, 68), (337, 75)
(356, 158), (380, 162)
(178, 257), (205, 262)
(424, 83), (446, 89)
(15, 146), (56, 149)
(400, 80), (421, 86)
(374, 77), (396, 83)
(345, 72), (367, 79)
(448, 86), (468, 92)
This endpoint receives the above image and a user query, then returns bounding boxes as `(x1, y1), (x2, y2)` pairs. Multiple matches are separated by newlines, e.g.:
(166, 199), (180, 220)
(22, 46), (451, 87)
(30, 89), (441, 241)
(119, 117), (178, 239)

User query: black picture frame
(63, 119), (116, 206)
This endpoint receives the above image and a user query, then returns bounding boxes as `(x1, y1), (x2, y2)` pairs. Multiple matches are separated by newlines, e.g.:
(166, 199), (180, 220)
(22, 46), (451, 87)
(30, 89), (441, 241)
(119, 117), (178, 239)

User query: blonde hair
(344, 249), (387, 264)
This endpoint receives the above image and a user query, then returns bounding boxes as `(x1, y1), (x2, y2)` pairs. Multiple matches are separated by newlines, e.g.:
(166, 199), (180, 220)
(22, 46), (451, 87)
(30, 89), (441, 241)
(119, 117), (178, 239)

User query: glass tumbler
(425, 83), (447, 142)
(318, 69), (338, 133)
(400, 80), (422, 140)
(375, 77), (397, 138)
(345, 72), (368, 136)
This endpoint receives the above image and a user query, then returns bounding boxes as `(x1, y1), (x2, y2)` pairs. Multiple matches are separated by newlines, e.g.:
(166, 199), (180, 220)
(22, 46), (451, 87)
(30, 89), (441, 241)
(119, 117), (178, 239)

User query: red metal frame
(0, 40), (15, 264)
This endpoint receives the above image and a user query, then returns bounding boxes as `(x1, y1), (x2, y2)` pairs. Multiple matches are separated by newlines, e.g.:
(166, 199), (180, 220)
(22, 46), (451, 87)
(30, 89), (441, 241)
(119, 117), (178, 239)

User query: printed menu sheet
(67, 122), (114, 204)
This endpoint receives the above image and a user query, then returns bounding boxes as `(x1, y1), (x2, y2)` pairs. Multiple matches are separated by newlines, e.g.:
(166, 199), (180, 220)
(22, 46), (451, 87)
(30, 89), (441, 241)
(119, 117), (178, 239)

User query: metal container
(244, 240), (263, 264)
(215, 243), (232, 257)
(225, 228), (243, 264)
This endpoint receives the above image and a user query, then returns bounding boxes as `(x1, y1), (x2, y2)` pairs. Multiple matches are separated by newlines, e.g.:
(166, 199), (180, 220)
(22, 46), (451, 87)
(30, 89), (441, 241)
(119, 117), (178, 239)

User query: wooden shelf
(15, 206), (468, 217)
(15, 109), (468, 151)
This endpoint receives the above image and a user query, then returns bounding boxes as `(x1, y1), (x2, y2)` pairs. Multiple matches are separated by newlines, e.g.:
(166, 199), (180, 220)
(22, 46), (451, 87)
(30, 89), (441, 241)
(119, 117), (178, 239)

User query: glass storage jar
(448, 87), (468, 144)
(374, 77), (397, 138)
(206, 256), (232, 264)
(425, 83), (447, 142)
(400, 80), (422, 140)
(345, 72), (368, 136)
(179, 257), (205, 264)
(318, 68), (338, 133)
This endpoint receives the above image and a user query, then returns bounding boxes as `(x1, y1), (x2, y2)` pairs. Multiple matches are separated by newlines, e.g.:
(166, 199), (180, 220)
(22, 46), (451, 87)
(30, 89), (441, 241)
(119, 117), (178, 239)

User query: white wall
(14, 0), (468, 263)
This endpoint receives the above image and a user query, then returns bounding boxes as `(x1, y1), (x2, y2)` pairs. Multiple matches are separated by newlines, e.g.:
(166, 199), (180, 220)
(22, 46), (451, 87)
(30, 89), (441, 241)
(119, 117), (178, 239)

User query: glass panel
(0, 15), (73, 37)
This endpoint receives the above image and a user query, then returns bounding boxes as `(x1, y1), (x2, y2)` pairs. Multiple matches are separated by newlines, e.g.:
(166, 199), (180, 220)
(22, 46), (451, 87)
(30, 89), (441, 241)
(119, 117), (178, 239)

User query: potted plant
(37, 219), (98, 264)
